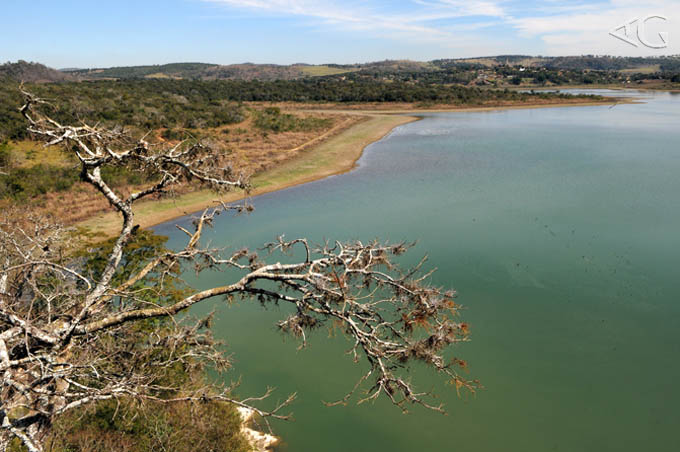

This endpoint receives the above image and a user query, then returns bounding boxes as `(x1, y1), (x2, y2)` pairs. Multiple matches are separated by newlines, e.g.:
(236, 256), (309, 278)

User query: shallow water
(156, 90), (680, 452)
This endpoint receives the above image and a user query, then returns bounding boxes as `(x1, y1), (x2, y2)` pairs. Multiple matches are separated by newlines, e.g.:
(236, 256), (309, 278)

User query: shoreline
(298, 98), (631, 115)
(521, 84), (680, 93)
(80, 113), (417, 237)
(79, 98), (620, 237)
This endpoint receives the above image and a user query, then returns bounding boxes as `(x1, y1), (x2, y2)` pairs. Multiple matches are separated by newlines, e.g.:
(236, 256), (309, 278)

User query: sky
(1, 0), (678, 68)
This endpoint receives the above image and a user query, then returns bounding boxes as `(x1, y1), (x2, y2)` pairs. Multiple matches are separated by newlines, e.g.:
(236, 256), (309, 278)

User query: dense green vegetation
(494, 66), (621, 85)
(0, 78), (246, 139)
(0, 81), (30, 139)
(0, 141), (82, 199)
(0, 163), (78, 199)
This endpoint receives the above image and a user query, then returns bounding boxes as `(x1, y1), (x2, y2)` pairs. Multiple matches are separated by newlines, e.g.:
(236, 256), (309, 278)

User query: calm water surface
(156, 90), (680, 452)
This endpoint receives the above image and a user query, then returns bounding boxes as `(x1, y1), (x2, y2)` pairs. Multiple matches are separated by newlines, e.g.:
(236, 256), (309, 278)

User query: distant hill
(201, 63), (311, 81)
(63, 62), (332, 81)
(63, 56), (680, 82)
(65, 63), (218, 80)
(0, 61), (76, 83)
(61, 60), (441, 81)
(4, 55), (680, 85)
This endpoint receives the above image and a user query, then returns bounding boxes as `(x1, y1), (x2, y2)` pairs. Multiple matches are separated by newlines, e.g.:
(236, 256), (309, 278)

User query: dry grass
(210, 109), (358, 175)
(4, 107), (361, 234)
(144, 72), (182, 79)
(297, 65), (359, 76)
(620, 65), (661, 74)
(5, 140), (72, 168)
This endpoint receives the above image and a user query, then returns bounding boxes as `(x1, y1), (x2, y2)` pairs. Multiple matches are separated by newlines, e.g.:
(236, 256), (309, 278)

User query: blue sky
(1, 0), (677, 68)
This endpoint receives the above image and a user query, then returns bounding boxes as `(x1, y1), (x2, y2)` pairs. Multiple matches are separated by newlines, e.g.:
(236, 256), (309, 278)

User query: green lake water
(156, 90), (680, 452)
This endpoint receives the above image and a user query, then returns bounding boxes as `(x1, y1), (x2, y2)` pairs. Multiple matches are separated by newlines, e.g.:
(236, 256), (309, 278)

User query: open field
(4, 140), (70, 168)
(620, 65), (661, 74)
(297, 65), (359, 76)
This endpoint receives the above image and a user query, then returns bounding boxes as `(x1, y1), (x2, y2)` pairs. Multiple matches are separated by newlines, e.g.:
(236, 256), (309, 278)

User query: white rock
(237, 407), (280, 452)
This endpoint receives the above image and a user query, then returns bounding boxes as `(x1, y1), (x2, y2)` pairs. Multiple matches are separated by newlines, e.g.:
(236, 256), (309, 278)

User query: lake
(156, 90), (680, 452)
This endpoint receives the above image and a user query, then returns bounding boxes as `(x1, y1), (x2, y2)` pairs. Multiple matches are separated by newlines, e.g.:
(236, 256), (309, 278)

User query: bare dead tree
(0, 91), (477, 451)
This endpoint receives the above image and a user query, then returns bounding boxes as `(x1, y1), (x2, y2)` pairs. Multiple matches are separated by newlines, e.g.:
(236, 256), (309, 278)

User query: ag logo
(609, 15), (669, 49)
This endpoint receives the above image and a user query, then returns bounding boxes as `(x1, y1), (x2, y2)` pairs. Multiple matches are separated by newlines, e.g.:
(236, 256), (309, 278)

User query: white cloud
(203, 0), (507, 44)
(413, 1), (506, 18)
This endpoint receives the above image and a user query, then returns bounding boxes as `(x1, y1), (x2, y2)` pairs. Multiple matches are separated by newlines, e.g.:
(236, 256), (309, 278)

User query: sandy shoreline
(79, 98), (620, 237)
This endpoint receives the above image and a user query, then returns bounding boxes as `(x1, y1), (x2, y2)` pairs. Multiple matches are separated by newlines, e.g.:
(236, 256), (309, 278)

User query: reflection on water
(157, 90), (680, 452)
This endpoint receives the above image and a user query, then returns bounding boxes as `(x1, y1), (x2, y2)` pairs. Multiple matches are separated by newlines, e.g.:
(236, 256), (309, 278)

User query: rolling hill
(0, 61), (76, 83)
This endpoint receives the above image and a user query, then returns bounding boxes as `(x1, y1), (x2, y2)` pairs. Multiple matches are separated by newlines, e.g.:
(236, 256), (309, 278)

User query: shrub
(253, 107), (332, 132)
